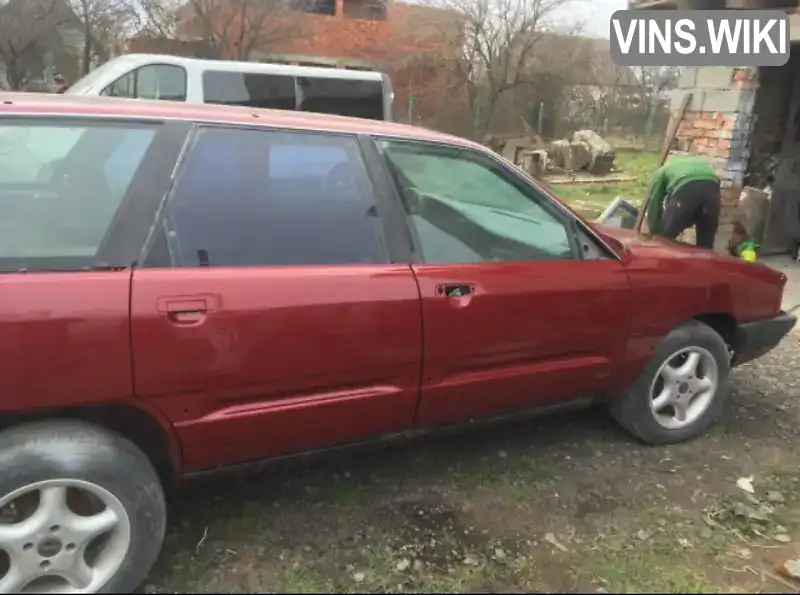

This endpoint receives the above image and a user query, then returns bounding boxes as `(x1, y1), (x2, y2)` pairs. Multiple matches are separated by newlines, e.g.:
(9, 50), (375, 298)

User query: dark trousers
(659, 179), (721, 249)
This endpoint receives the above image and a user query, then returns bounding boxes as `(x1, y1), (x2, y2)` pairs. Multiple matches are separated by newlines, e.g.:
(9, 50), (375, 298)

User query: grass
(553, 149), (660, 220)
(153, 463), (800, 594)
(149, 391), (800, 594)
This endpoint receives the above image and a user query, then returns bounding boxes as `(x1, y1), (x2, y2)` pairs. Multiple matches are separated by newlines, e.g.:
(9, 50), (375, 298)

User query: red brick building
(125, 0), (465, 128)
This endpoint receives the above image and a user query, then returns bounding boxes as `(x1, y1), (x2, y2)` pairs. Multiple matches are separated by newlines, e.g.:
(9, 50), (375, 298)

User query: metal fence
(399, 83), (671, 148)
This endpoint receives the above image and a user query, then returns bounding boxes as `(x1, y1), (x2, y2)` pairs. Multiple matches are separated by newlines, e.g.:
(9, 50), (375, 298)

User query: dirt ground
(144, 328), (800, 594)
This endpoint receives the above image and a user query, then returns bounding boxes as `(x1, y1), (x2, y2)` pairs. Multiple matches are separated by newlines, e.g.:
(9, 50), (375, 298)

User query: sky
(553, 0), (627, 39)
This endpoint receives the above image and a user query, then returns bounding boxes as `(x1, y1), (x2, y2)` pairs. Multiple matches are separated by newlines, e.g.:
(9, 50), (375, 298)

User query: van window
(102, 64), (187, 101)
(202, 71), (295, 110)
(298, 77), (384, 120)
(0, 120), (157, 270)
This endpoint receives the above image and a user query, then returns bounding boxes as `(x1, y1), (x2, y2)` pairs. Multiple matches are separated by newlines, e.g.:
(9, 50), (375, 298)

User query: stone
(572, 130), (615, 175)
(767, 490), (786, 504)
(778, 558), (800, 580)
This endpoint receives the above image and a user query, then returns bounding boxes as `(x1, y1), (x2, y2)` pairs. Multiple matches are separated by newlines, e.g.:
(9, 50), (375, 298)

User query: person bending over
(646, 154), (721, 249)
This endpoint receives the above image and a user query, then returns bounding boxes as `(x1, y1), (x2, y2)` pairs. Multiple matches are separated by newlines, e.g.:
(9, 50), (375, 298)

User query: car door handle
(156, 295), (217, 325)
(436, 284), (474, 298)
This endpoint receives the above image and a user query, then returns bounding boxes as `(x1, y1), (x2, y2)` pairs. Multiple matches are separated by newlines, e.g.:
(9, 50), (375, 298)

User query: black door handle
(436, 284), (473, 297)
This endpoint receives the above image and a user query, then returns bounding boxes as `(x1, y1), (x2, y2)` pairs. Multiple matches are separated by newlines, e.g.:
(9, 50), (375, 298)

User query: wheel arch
(693, 312), (737, 351)
(0, 402), (182, 496)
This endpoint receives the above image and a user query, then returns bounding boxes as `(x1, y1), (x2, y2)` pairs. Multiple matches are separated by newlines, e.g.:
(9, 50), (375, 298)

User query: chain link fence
(398, 81), (671, 149)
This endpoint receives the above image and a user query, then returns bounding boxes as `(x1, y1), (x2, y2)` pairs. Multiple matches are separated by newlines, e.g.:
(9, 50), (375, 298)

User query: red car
(0, 93), (794, 594)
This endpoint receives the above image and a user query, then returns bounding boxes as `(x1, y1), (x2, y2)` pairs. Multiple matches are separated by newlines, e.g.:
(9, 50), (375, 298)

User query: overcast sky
(553, 0), (627, 38)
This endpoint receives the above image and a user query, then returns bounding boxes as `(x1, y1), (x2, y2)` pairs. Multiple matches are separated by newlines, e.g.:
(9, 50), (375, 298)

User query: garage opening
(749, 44), (800, 255)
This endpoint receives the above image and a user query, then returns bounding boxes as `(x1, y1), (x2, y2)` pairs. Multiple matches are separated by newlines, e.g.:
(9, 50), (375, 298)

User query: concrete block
(678, 67), (698, 89)
(730, 137), (750, 149)
(729, 147), (750, 161)
(701, 89), (746, 112)
(695, 67), (735, 89)
(672, 90), (698, 111)
(724, 160), (747, 172)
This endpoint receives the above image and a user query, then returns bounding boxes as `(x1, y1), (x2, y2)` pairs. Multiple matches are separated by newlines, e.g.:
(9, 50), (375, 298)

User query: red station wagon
(0, 93), (794, 593)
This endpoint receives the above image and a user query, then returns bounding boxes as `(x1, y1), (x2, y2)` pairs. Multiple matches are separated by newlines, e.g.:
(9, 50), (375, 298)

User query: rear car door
(130, 125), (423, 472)
(0, 115), (179, 414)
(371, 138), (632, 426)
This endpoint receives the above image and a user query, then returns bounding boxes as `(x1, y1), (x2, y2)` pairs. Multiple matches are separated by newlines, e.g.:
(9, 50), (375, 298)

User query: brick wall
(672, 67), (758, 196)
(670, 66), (763, 251)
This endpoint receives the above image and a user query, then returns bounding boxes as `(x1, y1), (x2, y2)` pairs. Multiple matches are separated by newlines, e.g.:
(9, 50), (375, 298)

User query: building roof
(0, 92), (478, 147)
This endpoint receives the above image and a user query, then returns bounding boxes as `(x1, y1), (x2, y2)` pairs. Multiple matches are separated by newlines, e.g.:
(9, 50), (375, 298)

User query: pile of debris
(549, 130), (616, 176)
(484, 129), (617, 179)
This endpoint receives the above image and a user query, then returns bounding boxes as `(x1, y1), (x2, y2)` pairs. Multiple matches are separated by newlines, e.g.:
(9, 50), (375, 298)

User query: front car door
(130, 125), (423, 472)
(370, 138), (632, 426)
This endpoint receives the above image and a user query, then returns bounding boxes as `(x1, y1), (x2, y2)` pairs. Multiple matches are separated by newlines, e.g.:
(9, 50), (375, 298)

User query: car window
(102, 64), (187, 101)
(297, 77), (384, 120)
(202, 71), (295, 110)
(377, 140), (574, 263)
(0, 120), (157, 268)
(159, 127), (388, 267)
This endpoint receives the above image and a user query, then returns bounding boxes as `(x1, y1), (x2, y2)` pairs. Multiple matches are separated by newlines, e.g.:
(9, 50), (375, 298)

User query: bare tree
(67, 0), (139, 75)
(420, 0), (582, 135)
(0, 0), (73, 89)
(173, 0), (309, 61)
(133, 0), (182, 36)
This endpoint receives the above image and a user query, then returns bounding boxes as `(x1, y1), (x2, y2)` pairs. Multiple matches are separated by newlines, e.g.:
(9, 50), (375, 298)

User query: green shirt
(646, 156), (719, 234)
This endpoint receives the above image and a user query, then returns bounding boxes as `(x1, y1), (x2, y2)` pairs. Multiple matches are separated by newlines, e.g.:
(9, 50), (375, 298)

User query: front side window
(202, 71), (295, 110)
(0, 120), (157, 269)
(377, 140), (575, 263)
(102, 65), (187, 101)
(158, 127), (387, 267)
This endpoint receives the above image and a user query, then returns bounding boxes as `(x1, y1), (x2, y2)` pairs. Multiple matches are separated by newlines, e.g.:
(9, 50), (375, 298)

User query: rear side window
(102, 64), (187, 101)
(157, 127), (387, 267)
(0, 120), (157, 269)
(202, 71), (295, 110)
(297, 77), (384, 120)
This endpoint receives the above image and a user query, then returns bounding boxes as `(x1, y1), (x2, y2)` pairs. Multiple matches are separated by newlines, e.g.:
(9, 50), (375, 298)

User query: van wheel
(611, 320), (731, 445)
(0, 420), (166, 594)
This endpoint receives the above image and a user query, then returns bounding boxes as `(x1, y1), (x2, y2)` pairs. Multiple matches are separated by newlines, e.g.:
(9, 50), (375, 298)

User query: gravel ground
(143, 329), (800, 594)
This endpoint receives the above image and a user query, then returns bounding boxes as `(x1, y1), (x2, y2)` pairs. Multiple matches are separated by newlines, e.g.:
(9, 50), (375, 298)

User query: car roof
(0, 92), (480, 149)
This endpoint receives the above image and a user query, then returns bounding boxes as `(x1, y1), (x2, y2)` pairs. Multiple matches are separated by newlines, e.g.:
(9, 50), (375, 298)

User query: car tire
(611, 320), (731, 445)
(0, 419), (166, 594)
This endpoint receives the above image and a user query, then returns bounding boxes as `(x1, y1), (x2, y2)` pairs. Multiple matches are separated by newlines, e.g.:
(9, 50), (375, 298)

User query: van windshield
(64, 58), (137, 95)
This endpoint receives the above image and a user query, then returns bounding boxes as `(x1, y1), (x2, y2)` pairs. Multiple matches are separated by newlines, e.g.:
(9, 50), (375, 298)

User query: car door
(372, 138), (632, 427)
(0, 115), (183, 416)
(130, 125), (423, 472)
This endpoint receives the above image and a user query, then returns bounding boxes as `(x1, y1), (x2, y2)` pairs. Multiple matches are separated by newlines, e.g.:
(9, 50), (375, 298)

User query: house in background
(0, 0), (105, 90)
(125, 0), (463, 127)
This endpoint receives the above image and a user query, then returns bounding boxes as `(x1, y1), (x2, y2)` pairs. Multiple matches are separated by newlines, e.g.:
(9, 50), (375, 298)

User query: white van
(64, 54), (395, 121)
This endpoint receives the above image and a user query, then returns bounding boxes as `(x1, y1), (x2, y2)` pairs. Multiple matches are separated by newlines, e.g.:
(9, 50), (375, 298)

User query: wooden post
(635, 92), (693, 233)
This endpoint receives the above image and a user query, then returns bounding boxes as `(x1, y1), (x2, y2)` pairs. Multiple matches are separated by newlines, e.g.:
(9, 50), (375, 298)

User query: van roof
(78, 53), (385, 80)
(0, 92), (478, 148)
